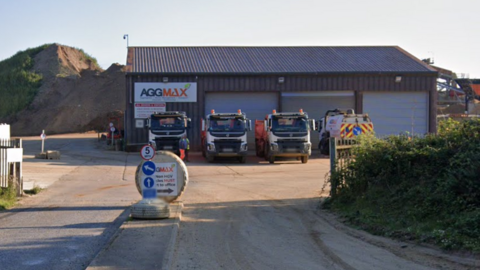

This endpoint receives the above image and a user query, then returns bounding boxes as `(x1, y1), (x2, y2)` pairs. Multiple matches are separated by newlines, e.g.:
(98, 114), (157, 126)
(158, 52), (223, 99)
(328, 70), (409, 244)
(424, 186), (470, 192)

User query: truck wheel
(202, 150), (206, 158)
(206, 155), (214, 163)
(239, 156), (246, 163)
(264, 145), (269, 161)
(269, 156), (275, 164)
(320, 138), (329, 155)
(256, 146), (264, 158)
(301, 156), (308, 164)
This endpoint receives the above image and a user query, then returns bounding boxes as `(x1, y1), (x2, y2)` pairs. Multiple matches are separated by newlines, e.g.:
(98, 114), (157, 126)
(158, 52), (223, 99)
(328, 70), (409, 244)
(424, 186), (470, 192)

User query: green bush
(0, 184), (17, 210)
(0, 44), (50, 118)
(328, 119), (480, 252)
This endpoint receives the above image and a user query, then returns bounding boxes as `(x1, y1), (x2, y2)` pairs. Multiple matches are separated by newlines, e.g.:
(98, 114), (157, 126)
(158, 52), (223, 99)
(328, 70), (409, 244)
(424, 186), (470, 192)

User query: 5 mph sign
(140, 145), (156, 160)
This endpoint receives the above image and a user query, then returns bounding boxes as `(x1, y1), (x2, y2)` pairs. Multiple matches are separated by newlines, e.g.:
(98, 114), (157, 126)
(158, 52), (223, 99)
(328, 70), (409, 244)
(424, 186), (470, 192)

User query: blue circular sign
(353, 126), (362, 136)
(143, 177), (154, 188)
(142, 161), (156, 176)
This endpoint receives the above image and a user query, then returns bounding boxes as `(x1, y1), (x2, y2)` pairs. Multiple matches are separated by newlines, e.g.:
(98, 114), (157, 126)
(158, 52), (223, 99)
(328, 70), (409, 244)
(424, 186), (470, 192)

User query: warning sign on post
(140, 145), (155, 160)
(154, 163), (178, 196)
(134, 103), (166, 118)
(140, 161), (178, 196)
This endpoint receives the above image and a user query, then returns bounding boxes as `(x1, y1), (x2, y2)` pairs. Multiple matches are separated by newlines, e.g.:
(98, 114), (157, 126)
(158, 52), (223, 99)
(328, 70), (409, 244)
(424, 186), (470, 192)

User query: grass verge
(326, 119), (480, 253)
(24, 185), (43, 195)
(0, 185), (17, 210)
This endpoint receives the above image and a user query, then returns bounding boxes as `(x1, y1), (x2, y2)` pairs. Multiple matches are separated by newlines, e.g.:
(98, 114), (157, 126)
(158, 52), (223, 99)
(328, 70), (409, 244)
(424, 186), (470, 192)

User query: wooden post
(329, 138), (337, 198)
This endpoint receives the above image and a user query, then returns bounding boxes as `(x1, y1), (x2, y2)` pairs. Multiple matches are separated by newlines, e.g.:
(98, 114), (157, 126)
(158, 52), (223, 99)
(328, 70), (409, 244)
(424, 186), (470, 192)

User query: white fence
(0, 137), (23, 195)
(0, 123), (10, 139)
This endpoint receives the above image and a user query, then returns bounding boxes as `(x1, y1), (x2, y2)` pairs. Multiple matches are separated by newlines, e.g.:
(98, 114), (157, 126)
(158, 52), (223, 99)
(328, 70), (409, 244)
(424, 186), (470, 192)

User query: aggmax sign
(134, 82), (197, 103)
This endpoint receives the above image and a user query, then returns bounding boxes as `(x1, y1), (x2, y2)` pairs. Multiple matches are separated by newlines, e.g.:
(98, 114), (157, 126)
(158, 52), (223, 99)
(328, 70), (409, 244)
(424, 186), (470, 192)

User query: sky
(1, 0), (479, 77)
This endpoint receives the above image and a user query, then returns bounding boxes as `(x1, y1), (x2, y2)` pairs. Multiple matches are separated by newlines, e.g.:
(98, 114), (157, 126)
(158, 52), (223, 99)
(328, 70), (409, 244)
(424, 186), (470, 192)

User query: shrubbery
(327, 118), (480, 252)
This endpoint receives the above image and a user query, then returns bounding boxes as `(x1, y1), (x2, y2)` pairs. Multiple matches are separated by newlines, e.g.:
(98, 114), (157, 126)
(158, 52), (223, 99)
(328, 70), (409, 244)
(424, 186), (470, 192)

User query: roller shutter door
(205, 92), (278, 148)
(281, 91), (355, 149)
(363, 92), (428, 137)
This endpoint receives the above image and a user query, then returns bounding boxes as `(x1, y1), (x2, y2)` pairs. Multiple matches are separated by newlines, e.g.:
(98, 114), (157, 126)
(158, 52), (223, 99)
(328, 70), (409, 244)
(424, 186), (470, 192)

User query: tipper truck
(255, 109), (315, 164)
(318, 108), (374, 155)
(201, 109), (252, 163)
(146, 111), (190, 155)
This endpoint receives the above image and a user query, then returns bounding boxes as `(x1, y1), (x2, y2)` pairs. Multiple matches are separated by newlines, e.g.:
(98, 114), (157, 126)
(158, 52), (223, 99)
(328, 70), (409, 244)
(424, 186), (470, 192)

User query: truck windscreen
(272, 116), (308, 132)
(151, 116), (185, 130)
(209, 117), (245, 132)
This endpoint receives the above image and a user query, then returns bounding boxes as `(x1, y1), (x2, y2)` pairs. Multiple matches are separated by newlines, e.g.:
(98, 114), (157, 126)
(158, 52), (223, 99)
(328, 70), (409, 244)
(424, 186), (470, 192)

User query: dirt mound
(437, 102), (480, 115)
(2, 44), (126, 136)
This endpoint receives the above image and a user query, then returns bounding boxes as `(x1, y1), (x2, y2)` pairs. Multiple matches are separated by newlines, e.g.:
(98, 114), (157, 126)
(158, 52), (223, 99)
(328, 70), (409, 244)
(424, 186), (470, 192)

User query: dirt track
(168, 156), (478, 270)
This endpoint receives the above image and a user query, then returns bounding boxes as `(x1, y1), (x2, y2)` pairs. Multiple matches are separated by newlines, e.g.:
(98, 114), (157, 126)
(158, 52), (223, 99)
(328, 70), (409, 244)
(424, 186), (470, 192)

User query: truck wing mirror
(146, 119), (151, 128)
(264, 120), (268, 132)
(247, 119), (252, 131)
(310, 119), (316, 131)
(201, 119), (205, 131)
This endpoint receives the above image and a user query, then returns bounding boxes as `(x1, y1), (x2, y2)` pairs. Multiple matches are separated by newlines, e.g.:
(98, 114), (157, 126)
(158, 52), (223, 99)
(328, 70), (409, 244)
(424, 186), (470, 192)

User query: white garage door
(205, 92), (278, 148)
(281, 91), (355, 149)
(363, 92), (429, 137)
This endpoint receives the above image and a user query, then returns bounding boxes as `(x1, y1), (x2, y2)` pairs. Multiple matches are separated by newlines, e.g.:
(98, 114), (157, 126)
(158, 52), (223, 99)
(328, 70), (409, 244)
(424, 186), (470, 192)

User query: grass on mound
(0, 44), (50, 118)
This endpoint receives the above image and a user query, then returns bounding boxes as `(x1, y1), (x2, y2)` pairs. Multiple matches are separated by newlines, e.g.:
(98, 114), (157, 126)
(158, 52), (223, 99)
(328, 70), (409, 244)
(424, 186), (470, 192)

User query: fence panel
(0, 124), (10, 139)
(329, 138), (357, 198)
(0, 138), (23, 193)
(0, 148), (6, 187)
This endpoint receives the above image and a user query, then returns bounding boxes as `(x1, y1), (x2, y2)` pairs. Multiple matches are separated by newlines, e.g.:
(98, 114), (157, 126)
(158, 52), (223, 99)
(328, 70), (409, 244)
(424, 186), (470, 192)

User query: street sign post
(110, 126), (115, 146)
(40, 130), (46, 153)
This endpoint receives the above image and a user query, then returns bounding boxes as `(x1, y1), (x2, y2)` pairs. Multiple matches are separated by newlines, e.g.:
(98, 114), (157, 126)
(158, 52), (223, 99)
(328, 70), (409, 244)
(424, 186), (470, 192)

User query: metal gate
(329, 138), (357, 198)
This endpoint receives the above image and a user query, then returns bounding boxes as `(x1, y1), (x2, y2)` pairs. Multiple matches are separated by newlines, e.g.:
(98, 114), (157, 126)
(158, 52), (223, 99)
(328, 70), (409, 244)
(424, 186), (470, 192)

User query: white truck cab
(146, 111), (190, 155)
(201, 110), (252, 163)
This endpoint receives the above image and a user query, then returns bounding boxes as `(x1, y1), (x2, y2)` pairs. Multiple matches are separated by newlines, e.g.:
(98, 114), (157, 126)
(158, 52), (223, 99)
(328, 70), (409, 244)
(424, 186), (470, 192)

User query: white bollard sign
(135, 151), (188, 203)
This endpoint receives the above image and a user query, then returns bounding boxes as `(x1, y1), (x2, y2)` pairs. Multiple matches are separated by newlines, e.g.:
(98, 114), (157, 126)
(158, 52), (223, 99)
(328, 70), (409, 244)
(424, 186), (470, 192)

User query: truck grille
(272, 132), (308, 137)
(214, 140), (241, 153)
(277, 140), (305, 153)
(154, 137), (180, 151)
(151, 130), (184, 136)
(210, 132), (245, 137)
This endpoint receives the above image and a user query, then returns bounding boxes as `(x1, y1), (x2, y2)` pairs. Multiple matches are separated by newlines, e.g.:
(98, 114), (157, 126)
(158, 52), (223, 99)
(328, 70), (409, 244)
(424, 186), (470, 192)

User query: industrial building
(124, 46), (437, 151)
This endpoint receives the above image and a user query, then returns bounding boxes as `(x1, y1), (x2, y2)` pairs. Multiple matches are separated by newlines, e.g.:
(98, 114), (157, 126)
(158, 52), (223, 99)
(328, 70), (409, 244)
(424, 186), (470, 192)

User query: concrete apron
(86, 202), (183, 270)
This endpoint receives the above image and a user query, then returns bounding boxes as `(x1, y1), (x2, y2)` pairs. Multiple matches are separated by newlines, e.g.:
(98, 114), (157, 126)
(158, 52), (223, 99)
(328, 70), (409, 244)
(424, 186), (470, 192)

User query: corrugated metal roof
(126, 46), (437, 74)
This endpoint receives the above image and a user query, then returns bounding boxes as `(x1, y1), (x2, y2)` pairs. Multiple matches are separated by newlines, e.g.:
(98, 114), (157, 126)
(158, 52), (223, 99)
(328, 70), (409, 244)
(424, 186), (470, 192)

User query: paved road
(0, 134), (141, 270)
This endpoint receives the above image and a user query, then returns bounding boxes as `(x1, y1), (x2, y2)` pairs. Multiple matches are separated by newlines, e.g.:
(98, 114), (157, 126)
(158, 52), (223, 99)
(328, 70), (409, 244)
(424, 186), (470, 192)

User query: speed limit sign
(140, 145), (156, 160)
